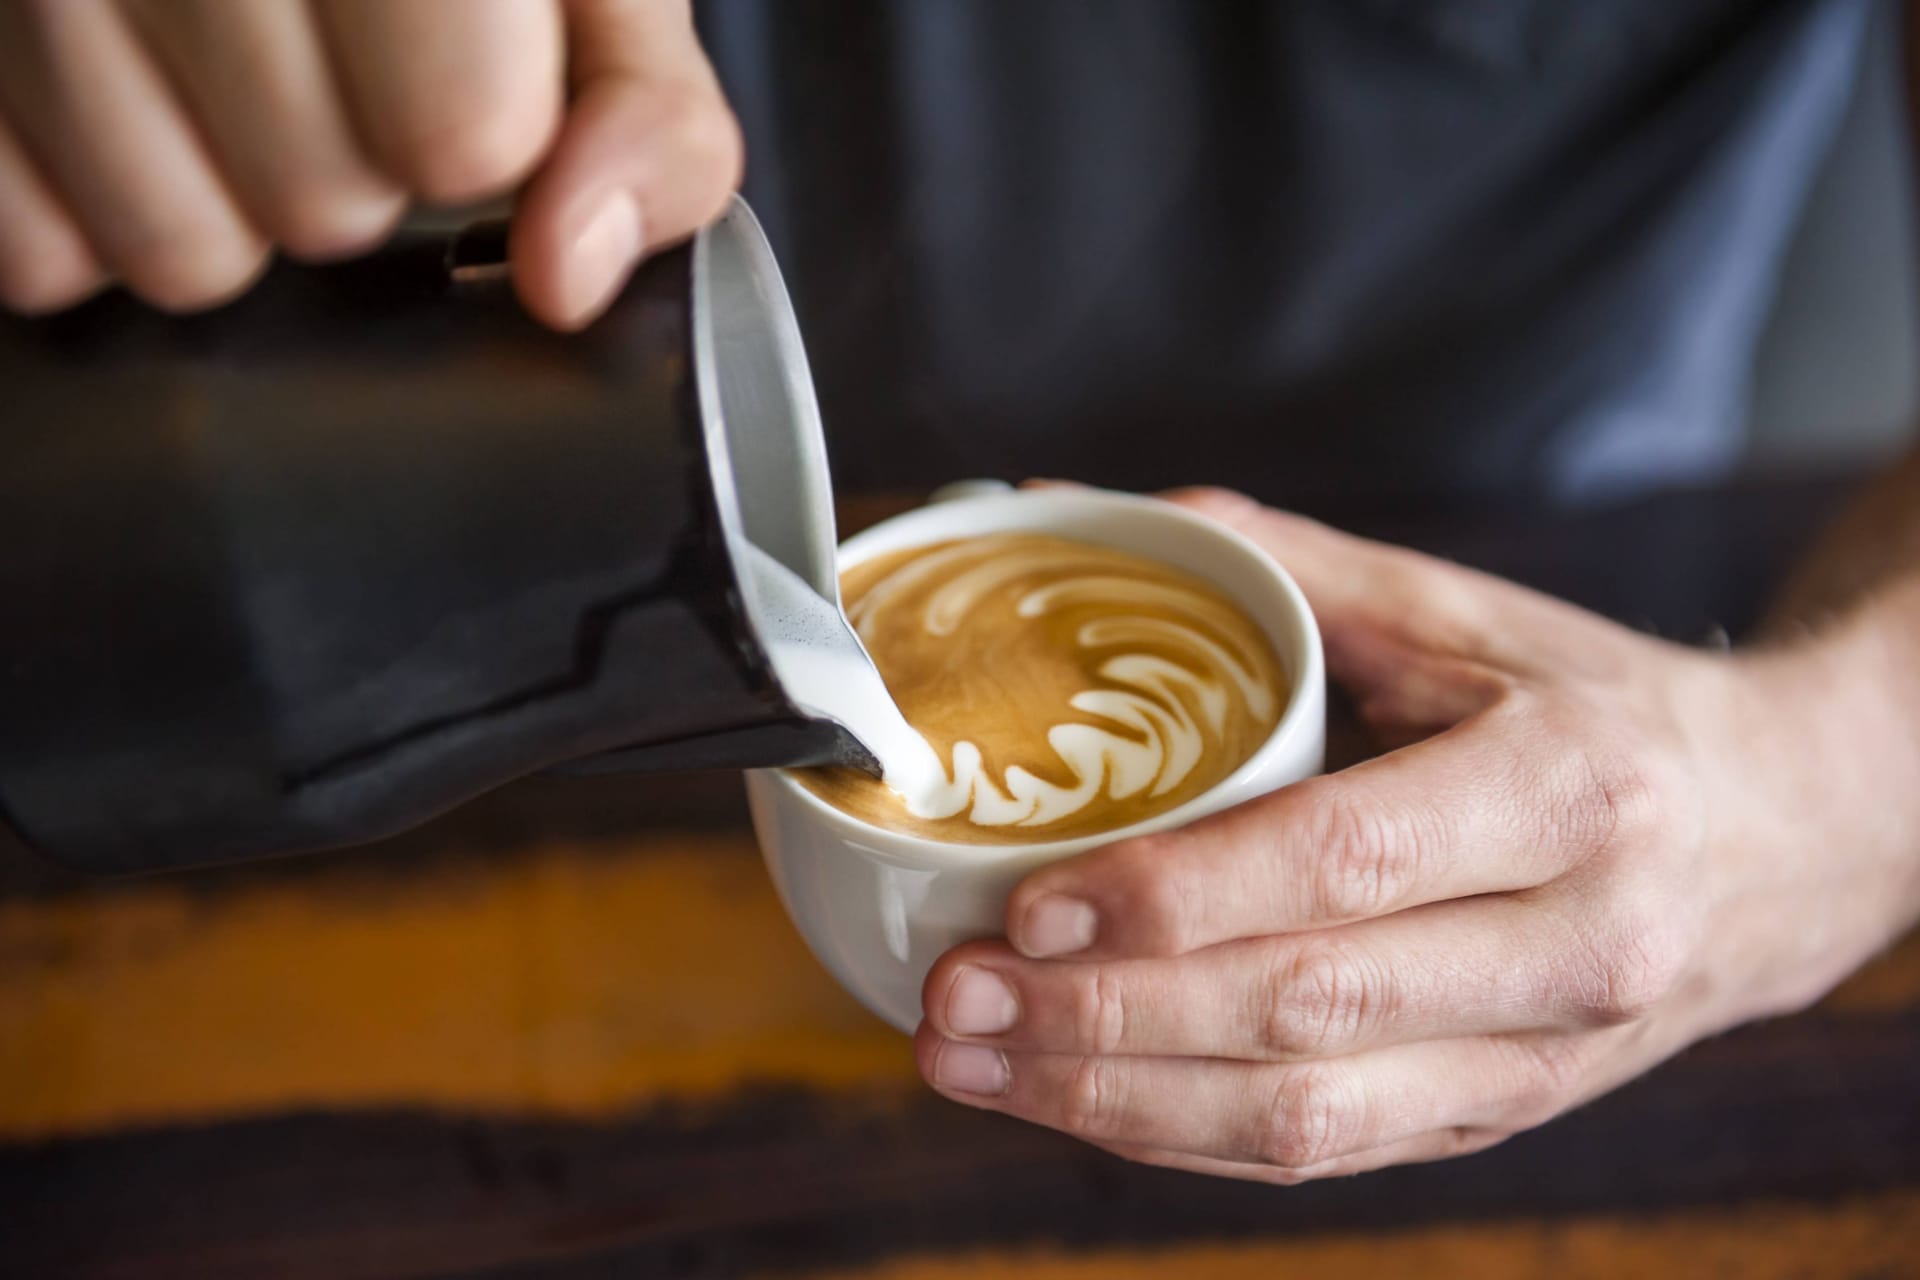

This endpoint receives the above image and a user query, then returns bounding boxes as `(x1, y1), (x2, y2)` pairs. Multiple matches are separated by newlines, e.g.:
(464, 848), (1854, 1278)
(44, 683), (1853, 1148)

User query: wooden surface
(4, 477), (1918, 1279)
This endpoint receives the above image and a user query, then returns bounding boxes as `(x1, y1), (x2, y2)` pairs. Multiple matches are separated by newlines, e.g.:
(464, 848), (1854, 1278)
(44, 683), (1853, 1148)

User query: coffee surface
(797, 533), (1286, 843)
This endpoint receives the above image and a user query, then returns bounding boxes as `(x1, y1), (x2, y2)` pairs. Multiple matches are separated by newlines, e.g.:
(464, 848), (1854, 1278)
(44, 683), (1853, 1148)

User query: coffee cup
(745, 486), (1326, 1032)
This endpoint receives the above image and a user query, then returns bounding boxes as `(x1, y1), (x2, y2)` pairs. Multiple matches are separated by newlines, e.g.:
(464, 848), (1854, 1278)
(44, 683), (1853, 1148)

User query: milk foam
(748, 537), (1281, 832)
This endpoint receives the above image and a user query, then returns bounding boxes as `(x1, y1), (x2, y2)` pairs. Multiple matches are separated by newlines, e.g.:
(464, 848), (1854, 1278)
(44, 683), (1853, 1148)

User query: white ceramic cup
(745, 487), (1326, 1033)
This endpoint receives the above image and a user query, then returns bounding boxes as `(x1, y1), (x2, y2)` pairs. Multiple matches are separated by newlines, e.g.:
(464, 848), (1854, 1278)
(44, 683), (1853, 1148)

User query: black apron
(698, 0), (1870, 514)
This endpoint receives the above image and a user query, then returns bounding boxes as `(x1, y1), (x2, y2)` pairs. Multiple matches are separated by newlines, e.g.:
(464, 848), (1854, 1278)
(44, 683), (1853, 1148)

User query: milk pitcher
(0, 199), (877, 873)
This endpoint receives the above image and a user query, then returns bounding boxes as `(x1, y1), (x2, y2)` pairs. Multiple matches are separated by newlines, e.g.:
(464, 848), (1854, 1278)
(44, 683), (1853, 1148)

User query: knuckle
(388, 98), (555, 204)
(264, 182), (406, 263)
(1508, 1038), (1590, 1122)
(1074, 968), (1129, 1056)
(1377, 546), (1478, 620)
(1533, 1038), (1589, 1099)
(1558, 726), (1667, 861)
(0, 243), (99, 315)
(1060, 1055), (1124, 1140)
(1307, 786), (1417, 921)
(1586, 911), (1686, 1026)
(1110, 837), (1203, 954)
(1259, 1064), (1351, 1168)
(124, 231), (269, 313)
(1260, 938), (1375, 1058)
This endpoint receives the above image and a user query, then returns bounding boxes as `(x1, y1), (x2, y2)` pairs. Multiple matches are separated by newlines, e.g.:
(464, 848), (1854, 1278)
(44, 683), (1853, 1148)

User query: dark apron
(699, 0), (1869, 514)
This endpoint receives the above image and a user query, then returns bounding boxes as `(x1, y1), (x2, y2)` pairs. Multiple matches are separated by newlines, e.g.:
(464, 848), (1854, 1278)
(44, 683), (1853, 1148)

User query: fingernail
(946, 967), (1019, 1036)
(560, 191), (642, 326)
(1018, 895), (1097, 958)
(934, 1040), (1010, 1096)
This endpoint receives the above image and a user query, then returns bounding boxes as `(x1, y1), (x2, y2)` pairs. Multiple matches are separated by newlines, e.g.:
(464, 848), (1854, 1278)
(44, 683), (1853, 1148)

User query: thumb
(510, 0), (743, 330)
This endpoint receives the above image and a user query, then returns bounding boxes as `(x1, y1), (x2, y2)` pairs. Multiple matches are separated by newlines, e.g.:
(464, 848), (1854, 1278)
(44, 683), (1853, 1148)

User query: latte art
(798, 534), (1286, 843)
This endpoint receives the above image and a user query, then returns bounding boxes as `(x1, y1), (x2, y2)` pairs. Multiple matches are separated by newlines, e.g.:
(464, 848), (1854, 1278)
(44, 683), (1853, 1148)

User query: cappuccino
(798, 533), (1286, 843)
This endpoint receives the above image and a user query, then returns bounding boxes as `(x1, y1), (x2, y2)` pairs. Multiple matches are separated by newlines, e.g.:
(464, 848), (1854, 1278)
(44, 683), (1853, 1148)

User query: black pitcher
(0, 198), (875, 874)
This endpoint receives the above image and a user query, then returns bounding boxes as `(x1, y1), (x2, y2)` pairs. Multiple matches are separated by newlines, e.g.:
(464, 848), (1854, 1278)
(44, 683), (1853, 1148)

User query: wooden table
(3, 477), (1917, 1279)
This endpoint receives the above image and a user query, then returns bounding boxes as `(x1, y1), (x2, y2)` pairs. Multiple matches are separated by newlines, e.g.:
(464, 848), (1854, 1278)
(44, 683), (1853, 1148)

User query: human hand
(915, 488), (1920, 1182)
(0, 0), (740, 328)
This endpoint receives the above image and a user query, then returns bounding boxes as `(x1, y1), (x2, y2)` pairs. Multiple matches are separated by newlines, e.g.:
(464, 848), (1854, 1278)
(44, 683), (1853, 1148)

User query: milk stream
(739, 542), (960, 816)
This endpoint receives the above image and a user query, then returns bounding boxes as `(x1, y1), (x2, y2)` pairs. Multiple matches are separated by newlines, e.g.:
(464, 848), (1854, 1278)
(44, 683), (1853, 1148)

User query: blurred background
(1748, 0), (1914, 466)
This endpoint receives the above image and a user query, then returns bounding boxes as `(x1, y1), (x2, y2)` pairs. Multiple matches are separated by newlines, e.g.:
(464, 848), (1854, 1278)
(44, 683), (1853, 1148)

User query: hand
(0, 0), (741, 329)
(915, 487), (1920, 1182)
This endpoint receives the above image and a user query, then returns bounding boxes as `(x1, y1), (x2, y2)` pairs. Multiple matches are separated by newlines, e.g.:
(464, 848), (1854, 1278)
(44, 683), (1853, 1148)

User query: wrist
(1624, 611), (1920, 1032)
(1819, 578), (1920, 838)
(1735, 585), (1920, 938)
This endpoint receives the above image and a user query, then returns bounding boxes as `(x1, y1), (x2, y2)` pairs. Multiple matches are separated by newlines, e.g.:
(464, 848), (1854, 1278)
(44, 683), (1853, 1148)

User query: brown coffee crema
(796, 533), (1287, 843)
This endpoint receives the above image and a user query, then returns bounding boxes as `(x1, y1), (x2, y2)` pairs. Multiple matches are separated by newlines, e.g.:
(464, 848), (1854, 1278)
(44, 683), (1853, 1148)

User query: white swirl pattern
(847, 537), (1281, 829)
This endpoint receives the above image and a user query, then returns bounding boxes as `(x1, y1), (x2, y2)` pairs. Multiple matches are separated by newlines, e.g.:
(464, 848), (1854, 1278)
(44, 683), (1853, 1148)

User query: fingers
(1158, 488), (1503, 669)
(1155, 487), (1650, 690)
(916, 1021), (1586, 1170)
(0, 0), (556, 313)
(0, 0), (738, 326)
(316, 0), (564, 205)
(1006, 697), (1629, 959)
(510, 0), (743, 329)
(119, 0), (404, 261)
(0, 121), (104, 313)
(1094, 1126), (1507, 1186)
(0, 0), (267, 310)
(928, 895), (1654, 1061)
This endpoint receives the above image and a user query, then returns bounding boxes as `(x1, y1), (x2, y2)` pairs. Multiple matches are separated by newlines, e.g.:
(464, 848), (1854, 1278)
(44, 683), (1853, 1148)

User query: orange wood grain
(797, 1191), (1920, 1280)
(2, 829), (1916, 1140)
(0, 837), (909, 1139)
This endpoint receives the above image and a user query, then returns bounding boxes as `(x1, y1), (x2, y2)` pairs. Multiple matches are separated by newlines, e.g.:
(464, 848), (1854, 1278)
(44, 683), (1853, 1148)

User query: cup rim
(760, 488), (1325, 872)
